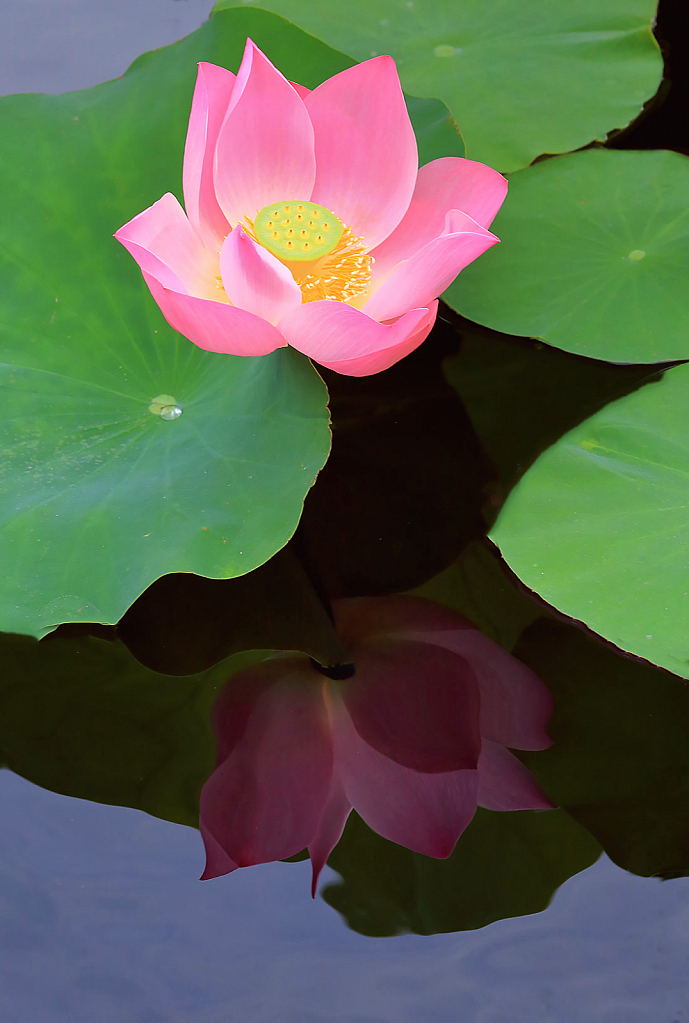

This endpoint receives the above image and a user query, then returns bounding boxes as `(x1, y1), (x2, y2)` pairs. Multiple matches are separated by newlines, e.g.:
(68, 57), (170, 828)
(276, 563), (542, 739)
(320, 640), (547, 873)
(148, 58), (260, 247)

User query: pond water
(2, 1), (689, 1020)
(3, 769), (689, 1023)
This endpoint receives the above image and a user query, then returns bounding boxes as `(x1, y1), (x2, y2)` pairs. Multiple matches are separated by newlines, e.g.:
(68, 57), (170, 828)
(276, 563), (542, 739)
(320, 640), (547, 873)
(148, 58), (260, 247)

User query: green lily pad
(215, 0), (662, 171)
(490, 363), (689, 679)
(446, 149), (689, 362)
(0, 7), (368, 637)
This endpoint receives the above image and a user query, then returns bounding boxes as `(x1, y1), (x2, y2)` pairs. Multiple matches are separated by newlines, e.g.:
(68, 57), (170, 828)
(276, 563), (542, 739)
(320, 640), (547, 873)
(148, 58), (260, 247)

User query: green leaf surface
(490, 363), (689, 678)
(446, 149), (689, 362)
(0, 7), (349, 637)
(518, 619), (689, 879)
(324, 807), (600, 936)
(215, 0), (662, 171)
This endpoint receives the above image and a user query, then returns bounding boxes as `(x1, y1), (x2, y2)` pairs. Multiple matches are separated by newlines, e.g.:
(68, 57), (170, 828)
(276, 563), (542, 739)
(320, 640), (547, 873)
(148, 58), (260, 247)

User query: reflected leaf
(118, 545), (349, 675)
(0, 629), (261, 828)
(516, 619), (689, 880)
(323, 808), (600, 937)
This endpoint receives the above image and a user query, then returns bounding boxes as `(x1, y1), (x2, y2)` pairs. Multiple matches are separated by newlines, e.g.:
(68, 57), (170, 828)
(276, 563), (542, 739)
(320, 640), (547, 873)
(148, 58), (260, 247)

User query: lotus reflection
(200, 596), (554, 892)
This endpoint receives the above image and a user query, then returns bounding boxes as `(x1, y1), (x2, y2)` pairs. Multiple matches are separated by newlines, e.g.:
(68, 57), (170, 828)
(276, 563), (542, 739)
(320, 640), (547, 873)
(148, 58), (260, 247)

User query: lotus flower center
(254, 201), (344, 262)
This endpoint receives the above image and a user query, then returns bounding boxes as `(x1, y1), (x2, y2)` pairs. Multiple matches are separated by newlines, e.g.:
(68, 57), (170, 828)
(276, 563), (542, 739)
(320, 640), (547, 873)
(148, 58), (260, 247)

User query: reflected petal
(200, 659), (334, 870)
(200, 821), (239, 880)
(333, 594), (476, 647)
(477, 740), (555, 810)
(335, 595), (552, 752)
(429, 630), (553, 751)
(341, 637), (481, 772)
(308, 775), (352, 897)
(329, 693), (479, 858)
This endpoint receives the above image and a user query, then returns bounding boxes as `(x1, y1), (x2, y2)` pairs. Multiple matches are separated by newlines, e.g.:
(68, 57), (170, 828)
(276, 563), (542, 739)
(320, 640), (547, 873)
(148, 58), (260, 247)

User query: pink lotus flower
(115, 40), (507, 376)
(199, 595), (553, 893)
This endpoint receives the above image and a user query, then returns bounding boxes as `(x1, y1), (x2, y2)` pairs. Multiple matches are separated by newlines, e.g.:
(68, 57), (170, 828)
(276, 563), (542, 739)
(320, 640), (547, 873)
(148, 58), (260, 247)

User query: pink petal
(340, 637), (481, 772)
(213, 40), (316, 228)
(115, 193), (219, 300)
(328, 693), (479, 858)
(199, 658), (335, 869)
(363, 210), (499, 322)
(142, 270), (286, 356)
(305, 56), (417, 249)
(220, 226), (302, 325)
(308, 774), (352, 897)
(333, 594), (476, 647)
(477, 740), (555, 811)
(369, 157), (508, 279)
(427, 629), (553, 751)
(278, 300), (432, 376)
(183, 62), (235, 251)
(289, 80), (311, 100)
(314, 304), (437, 376)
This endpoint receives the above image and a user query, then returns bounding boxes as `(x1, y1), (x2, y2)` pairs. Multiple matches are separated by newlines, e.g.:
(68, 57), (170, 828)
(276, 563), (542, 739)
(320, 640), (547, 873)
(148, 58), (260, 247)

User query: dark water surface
(2, 1), (689, 1020)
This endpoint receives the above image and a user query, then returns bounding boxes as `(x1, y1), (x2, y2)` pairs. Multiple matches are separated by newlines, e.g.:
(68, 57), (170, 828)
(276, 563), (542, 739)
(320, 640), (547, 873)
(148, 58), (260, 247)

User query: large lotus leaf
(0, 6), (389, 637)
(518, 619), (689, 879)
(214, 0), (662, 172)
(446, 149), (689, 362)
(324, 807), (600, 936)
(490, 363), (689, 679)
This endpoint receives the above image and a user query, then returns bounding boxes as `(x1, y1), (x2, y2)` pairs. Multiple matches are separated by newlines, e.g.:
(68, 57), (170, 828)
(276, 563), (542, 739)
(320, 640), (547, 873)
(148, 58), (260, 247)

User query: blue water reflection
(2, 769), (688, 1023)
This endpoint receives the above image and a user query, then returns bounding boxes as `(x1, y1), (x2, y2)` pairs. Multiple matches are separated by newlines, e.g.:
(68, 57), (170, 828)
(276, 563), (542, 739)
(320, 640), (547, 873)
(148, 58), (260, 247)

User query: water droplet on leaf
(149, 394), (183, 420)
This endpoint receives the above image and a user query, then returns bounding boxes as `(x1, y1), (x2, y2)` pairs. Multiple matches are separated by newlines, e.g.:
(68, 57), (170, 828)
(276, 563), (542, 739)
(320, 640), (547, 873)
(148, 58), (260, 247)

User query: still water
(2, 1), (688, 1020)
(3, 770), (689, 1023)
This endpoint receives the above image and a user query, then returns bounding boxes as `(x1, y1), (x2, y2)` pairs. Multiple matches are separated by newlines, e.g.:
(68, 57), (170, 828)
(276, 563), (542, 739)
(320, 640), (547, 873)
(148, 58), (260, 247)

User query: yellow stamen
(244, 209), (371, 304)
(292, 226), (372, 303)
